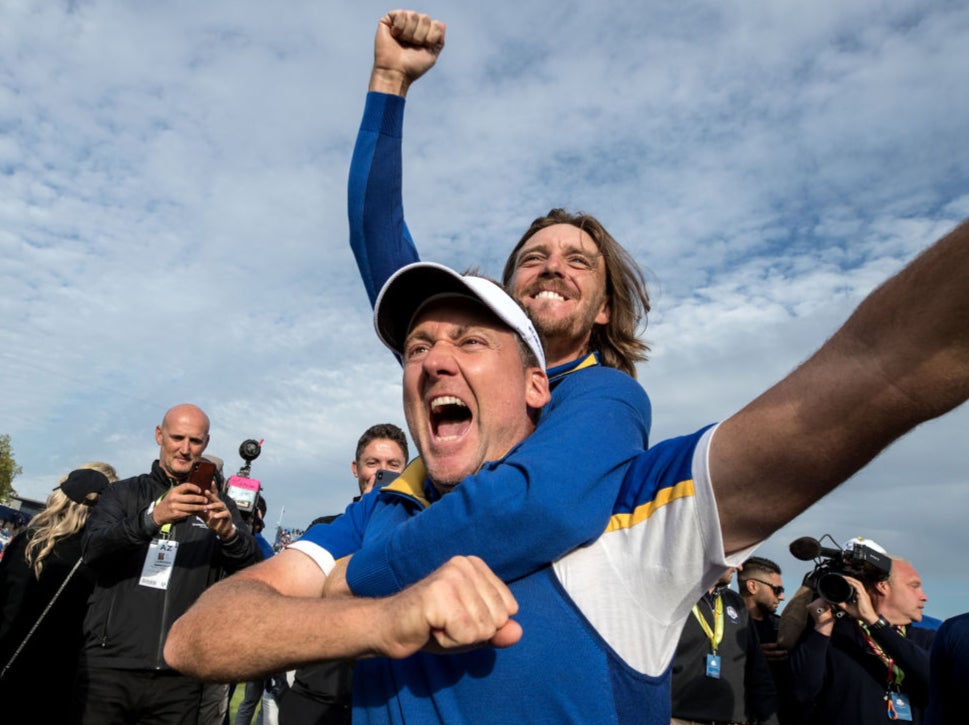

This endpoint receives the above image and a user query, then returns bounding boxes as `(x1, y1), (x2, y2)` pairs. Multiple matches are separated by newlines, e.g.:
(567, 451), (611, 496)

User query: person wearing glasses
(739, 557), (787, 644)
(739, 557), (800, 725)
(670, 568), (779, 725)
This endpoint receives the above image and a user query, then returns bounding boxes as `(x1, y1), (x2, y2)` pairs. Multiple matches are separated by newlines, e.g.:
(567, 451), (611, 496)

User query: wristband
(869, 615), (891, 631)
(144, 503), (162, 534)
(219, 524), (238, 544)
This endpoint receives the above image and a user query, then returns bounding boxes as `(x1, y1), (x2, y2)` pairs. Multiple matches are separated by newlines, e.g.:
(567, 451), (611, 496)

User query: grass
(227, 683), (261, 723)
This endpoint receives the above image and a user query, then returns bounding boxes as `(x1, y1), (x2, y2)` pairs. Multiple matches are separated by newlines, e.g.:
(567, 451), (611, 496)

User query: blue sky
(2, 0), (967, 618)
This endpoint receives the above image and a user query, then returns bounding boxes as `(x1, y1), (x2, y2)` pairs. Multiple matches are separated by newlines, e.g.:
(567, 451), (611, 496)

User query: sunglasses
(746, 578), (784, 596)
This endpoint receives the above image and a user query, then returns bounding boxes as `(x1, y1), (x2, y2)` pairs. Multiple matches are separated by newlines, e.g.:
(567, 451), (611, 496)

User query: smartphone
(373, 469), (399, 491)
(187, 459), (217, 492)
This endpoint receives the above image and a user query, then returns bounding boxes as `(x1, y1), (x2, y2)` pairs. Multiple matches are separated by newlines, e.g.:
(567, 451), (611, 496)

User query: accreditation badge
(888, 692), (912, 721)
(139, 538), (179, 590)
(705, 653), (721, 679)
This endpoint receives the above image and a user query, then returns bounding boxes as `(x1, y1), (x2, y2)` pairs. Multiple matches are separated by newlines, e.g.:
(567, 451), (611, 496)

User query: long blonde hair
(24, 462), (118, 578)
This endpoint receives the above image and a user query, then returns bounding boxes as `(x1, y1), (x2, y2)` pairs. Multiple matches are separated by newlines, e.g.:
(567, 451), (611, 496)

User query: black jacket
(80, 461), (260, 670)
(671, 586), (778, 723)
(789, 615), (935, 724)
(0, 530), (98, 720)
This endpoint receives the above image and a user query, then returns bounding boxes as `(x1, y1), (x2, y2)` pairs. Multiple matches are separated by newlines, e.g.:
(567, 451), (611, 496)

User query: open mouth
(429, 395), (472, 441)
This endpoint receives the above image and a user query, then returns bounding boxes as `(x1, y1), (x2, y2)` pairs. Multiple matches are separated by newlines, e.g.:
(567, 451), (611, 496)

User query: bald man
(78, 404), (260, 724)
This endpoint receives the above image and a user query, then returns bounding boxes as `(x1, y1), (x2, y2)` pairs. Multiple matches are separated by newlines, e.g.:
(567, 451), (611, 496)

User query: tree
(0, 433), (22, 502)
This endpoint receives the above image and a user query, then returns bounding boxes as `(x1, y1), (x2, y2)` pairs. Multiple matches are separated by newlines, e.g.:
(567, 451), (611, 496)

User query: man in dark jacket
(739, 557), (803, 725)
(671, 567), (778, 724)
(789, 558), (934, 724)
(76, 403), (260, 724)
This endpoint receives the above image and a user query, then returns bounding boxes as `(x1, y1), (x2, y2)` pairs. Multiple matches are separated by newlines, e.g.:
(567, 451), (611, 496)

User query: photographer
(77, 404), (259, 724)
(789, 557), (934, 724)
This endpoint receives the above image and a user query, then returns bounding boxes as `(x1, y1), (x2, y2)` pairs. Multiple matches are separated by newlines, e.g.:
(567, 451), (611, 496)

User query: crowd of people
(271, 528), (305, 554)
(1, 7), (968, 725)
(666, 545), (939, 724)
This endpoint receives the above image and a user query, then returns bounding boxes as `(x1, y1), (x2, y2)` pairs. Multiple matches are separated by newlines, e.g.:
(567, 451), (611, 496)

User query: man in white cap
(168, 262), (751, 722)
(170, 209), (969, 723)
(789, 549), (933, 724)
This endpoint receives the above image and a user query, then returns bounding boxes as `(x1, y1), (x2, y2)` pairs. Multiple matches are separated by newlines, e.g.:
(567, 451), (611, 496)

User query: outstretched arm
(164, 551), (520, 682)
(713, 218), (969, 553)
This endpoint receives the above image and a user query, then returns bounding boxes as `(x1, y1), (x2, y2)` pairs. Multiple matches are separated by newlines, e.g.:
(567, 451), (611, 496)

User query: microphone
(789, 536), (842, 561)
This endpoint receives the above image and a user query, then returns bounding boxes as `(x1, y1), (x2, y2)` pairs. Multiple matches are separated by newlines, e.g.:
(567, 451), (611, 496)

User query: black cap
(59, 468), (110, 505)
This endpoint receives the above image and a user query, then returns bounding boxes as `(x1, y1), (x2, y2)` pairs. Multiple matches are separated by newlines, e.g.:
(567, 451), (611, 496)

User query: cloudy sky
(2, 0), (967, 618)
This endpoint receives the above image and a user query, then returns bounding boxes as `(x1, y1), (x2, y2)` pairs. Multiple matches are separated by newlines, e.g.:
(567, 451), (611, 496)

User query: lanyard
(691, 593), (724, 654)
(155, 488), (174, 537)
(859, 621), (907, 687)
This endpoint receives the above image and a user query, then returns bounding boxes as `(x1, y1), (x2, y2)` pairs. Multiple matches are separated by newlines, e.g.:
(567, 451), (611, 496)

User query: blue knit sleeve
(294, 496), (374, 561)
(347, 366), (651, 596)
(348, 92), (421, 309)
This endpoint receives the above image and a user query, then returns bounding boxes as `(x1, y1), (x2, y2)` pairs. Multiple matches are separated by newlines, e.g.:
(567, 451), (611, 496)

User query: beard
(526, 290), (608, 343)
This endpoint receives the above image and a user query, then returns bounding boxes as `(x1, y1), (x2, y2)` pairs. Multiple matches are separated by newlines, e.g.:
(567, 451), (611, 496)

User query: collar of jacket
(379, 458), (435, 509)
(547, 351), (599, 385)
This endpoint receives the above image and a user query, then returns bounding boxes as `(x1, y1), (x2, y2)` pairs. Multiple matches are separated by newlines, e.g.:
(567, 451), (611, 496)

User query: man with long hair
(337, 8), (651, 604)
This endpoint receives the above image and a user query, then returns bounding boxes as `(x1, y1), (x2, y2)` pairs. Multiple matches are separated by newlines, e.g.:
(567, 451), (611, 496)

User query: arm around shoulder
(347, 368), (651, 596)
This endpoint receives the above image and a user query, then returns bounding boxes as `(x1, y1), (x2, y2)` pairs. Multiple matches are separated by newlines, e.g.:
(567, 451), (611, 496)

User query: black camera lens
(817, 573), (855, 604)
(239, 439), (262, 462)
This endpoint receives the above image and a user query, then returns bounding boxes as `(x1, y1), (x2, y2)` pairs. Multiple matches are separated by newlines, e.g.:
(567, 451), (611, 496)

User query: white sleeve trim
(287, 539), (337, 576)
(551, 423), (762, 676)
(695, 423), (759, 580)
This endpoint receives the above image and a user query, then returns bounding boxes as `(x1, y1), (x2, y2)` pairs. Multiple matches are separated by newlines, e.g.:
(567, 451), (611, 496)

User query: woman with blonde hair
(0, 462), (118, 721)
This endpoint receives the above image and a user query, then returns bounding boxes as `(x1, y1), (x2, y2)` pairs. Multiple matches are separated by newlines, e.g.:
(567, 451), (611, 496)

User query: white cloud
(2, 0), (967, 618)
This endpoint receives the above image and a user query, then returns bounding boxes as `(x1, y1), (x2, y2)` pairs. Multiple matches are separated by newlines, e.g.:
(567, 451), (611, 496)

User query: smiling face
(402, 297), (550, 494)
(507, 223), (610, 366)
(155, 404), (210, 481)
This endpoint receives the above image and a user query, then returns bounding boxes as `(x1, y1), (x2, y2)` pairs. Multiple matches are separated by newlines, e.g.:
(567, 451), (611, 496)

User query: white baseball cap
(843, 536), (887, 554)
(374, 262), (546, 370)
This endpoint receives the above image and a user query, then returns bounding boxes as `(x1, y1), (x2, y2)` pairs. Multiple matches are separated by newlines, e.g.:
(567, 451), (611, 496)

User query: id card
(888, 692), (912, 721)
(139, 538), (179, 590)
(705, 653), (721, 679)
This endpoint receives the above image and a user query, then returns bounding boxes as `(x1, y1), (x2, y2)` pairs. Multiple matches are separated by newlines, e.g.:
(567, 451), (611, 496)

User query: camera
(789, 535), (891, 604)
(225, 439), (264, 515)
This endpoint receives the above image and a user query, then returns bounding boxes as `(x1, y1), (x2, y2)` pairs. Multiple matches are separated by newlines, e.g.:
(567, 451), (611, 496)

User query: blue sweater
(294, 429), (737, 725)
(345, 91), (651, 596)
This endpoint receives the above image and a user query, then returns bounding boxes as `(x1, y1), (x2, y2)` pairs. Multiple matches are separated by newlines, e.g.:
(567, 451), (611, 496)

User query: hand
(760, 641), (788, 662)
(375, 556), (521, 659)
(836, 575), (879, 624)
(370, 10), (446, 96)
(807, 597), (836, 636)
(322, 557), (353, 598)
(152, 483), (209, 526)
(200, 488), (236, 539)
